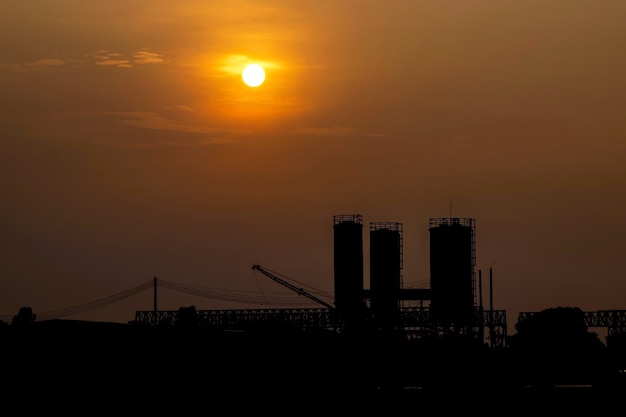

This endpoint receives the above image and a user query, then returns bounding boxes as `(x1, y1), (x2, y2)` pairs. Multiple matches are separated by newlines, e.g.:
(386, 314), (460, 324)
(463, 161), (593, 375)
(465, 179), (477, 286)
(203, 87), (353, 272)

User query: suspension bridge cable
(11, 280), (155, 322)
(158, 281), (317, 306)
(156, 279), (319, 307)
(0, 276), (330, 323)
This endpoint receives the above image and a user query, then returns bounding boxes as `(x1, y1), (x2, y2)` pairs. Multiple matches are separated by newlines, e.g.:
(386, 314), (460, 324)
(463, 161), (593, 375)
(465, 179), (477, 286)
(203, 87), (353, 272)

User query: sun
(242, 63), (265, 87)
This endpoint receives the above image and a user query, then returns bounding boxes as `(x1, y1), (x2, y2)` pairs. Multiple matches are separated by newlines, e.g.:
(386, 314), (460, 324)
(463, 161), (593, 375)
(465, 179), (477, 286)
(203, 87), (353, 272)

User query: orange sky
(1, 1), (626, 330)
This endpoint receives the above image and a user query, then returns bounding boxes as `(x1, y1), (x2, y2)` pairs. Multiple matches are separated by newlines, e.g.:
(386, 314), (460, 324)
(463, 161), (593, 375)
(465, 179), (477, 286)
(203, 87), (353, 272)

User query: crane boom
(251, 264), (334, 309)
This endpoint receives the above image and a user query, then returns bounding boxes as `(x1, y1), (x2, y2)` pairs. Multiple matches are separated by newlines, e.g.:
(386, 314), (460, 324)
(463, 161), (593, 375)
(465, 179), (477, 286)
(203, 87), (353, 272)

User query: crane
(251, 264), (334, 309)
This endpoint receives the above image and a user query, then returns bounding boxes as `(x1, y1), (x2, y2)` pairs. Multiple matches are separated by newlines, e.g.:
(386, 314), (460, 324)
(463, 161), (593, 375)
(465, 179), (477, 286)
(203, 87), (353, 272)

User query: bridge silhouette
(4, 273), (626, 340)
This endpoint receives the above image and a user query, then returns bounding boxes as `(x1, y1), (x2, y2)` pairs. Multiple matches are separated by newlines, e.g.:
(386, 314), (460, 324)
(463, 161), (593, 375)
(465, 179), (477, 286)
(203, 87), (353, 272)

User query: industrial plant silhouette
(3, 214), (626, 400)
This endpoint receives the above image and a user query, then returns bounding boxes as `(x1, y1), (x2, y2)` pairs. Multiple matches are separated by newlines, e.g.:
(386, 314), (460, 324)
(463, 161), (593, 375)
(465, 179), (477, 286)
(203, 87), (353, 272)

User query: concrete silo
(429, 217), (476, 333)
(369, 222), (403, 331)
(333, 214), (365, 327)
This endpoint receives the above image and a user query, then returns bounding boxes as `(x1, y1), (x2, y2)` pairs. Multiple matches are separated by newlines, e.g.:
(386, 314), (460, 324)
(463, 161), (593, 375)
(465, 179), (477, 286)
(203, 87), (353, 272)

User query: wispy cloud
(134, 49), (166, 65)
(56, 110), (244, 147)
(94, 49), (166, 68)
(0, 58), (64, 72)
(165, 105), (195, 112)
(26, 58), (65, 67)
(294, 126), (391, 139)
(111, 111), (235, 135)
(95, 50), (132, 68)
(219, 54), (281, 76)
(0, 49), (166, 71)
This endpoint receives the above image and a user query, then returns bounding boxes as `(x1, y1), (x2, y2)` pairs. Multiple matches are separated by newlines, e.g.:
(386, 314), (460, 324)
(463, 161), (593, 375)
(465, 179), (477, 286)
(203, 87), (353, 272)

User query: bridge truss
(518, 310), (626, 337)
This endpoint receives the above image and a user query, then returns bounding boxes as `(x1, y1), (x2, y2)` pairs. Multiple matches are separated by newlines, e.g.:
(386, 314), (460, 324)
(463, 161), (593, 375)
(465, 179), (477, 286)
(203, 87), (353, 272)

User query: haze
(1, 1), (625, 327)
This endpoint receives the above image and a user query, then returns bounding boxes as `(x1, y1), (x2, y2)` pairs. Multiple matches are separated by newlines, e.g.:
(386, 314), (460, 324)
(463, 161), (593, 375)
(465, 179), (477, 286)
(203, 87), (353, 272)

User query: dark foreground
(2, 321), (625, 413)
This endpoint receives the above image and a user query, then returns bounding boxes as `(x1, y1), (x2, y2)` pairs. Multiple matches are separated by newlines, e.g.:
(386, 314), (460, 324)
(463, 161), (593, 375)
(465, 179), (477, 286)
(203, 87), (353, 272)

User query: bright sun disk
(242, 64), (265, 87)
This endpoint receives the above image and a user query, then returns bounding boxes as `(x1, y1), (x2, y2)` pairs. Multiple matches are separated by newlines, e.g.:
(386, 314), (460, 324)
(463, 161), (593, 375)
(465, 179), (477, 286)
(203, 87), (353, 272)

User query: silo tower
(429, 217), (476, 334)
(333, 214), (365, 328)
(369, 222), (403, 331)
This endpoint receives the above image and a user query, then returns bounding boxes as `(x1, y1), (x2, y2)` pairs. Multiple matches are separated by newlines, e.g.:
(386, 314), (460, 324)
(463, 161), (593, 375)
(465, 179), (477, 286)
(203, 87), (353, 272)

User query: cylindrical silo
(369, 222), (403, 330)
(429, 217), (476, 329)
(333, 214), (364, 325)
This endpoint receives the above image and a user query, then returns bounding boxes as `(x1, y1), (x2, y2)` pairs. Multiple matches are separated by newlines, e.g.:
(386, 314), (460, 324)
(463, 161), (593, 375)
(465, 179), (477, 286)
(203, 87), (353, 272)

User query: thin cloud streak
(293, 126), (395, 140)
(111, 111), (236, 135)
(26, 58), (65, 67)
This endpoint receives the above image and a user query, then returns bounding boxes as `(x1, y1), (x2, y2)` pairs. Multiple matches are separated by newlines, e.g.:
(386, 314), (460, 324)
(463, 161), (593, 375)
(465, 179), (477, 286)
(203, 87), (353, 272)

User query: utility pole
(153, 276), (157, 324)
(489, 267), (495, 348)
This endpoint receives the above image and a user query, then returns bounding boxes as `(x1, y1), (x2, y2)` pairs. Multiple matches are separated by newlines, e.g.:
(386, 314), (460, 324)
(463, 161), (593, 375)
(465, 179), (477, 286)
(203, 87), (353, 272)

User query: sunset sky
(2, 1), (625, 330)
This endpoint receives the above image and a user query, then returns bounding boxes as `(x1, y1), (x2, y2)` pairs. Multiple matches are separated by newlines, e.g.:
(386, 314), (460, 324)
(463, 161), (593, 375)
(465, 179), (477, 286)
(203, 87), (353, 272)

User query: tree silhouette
(508, 306), (610, 386)
(11, 306), (36, 327)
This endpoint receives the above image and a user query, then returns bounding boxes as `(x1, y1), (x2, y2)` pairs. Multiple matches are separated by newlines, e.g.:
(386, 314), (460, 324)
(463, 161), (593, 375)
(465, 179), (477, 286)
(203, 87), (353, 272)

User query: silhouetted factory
(330, 214), (504, 345)
(135, 214), (508, 347)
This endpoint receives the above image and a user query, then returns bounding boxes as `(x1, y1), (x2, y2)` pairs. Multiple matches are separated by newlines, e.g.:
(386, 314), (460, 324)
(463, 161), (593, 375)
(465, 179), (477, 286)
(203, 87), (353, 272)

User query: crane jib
(251, 264), (334, 309)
